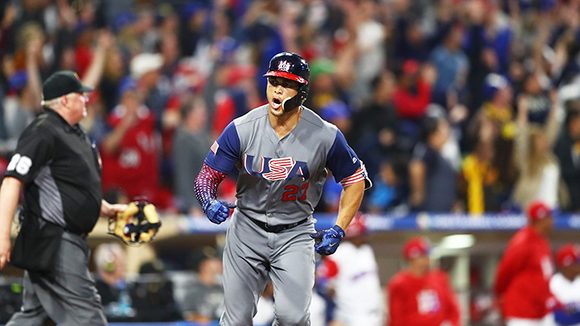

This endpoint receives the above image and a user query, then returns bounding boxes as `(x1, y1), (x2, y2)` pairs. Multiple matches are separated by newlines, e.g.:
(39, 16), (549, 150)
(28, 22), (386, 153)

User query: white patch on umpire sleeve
(6, 154), (21, 171)
(7, 154), (32, 175)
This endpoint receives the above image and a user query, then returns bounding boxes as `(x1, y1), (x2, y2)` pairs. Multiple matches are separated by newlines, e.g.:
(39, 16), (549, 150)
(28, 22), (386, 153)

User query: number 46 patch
(7, 154), (33, 175)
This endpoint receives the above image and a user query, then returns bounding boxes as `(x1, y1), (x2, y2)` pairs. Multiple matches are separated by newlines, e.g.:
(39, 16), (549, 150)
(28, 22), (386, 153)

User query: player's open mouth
(272, 98), (282, 109)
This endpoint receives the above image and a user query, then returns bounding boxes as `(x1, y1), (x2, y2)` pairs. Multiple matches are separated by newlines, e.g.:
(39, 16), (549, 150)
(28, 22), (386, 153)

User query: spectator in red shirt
(100, 78), (161, 205)
(494, 200), (557, 326)
(392, 60), (434, 120)
(392, 60), (436, 151)
(387, 237), (461, 326)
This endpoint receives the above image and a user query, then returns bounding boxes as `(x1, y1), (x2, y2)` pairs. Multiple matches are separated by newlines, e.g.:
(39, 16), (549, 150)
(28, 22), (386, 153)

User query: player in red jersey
(387, 236), (461, 326)
(494, 200), (557, 326)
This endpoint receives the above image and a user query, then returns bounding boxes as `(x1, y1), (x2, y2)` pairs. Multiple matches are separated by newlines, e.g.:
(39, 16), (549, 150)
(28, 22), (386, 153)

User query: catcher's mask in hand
(108, 200), (162, 246)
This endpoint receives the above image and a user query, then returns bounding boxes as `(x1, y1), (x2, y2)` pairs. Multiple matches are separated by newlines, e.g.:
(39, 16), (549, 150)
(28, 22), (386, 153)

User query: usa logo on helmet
(278, 60), (291, 72)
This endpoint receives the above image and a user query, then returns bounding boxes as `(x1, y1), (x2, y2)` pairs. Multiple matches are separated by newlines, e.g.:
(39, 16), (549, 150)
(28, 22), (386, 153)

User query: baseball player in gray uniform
(194, 52), (371, 326)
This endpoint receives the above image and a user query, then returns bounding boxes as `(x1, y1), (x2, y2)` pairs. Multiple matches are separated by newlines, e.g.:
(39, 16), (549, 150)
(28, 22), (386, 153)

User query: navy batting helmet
(264, 52), (310, 111)
(264, 52), (310, 85)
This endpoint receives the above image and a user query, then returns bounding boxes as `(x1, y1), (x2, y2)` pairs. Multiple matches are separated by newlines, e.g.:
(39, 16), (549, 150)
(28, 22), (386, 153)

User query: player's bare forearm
(0, 177), (22, 237)
(0, 177), (22, 269)
(335, 180), (365, 230)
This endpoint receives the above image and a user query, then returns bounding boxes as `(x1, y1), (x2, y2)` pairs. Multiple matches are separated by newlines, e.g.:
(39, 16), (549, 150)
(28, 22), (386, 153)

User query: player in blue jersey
(194, 52), (371, 325)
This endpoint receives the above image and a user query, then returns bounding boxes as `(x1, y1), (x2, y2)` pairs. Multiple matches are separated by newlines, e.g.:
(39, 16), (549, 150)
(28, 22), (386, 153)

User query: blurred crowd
(82, 215), (580, 326)
(1, 0), (580, 217)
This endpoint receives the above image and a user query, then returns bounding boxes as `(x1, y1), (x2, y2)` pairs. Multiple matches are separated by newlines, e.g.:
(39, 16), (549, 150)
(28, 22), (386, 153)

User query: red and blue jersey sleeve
(195, 122), (240, 210)
(204, 121), (241, 175)
(326, 130), (372, 189)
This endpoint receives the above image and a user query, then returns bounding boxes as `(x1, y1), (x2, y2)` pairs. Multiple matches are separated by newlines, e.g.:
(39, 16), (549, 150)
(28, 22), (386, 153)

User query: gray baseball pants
(220, 212), (316, 326)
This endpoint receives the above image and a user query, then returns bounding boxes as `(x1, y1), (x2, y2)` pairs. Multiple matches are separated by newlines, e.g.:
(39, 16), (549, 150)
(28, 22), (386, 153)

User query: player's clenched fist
(203, 199), (236, 224)
(310, 225), (345, 255)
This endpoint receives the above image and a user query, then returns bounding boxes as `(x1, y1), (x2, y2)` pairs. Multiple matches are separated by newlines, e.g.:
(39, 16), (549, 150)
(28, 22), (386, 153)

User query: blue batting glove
(310, 225), (345, 255)
(203, 199), (236, 224)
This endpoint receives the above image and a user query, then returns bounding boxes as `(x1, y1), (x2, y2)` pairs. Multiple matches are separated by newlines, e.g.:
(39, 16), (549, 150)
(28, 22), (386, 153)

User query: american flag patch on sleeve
(210, 141), (219, 154)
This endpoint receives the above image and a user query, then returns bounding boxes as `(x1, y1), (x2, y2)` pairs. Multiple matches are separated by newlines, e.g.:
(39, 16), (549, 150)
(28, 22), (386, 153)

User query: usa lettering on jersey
(244, 154), (310, 181)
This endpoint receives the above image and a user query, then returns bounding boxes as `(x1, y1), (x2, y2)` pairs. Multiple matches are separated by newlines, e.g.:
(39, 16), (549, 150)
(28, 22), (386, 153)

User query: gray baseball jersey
(203, 105), (369, 325)
(205, 105), (369, 224)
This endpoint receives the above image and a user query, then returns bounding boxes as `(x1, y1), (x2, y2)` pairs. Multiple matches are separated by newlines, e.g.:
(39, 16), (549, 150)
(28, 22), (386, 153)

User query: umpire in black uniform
(0, 70), (127, 325)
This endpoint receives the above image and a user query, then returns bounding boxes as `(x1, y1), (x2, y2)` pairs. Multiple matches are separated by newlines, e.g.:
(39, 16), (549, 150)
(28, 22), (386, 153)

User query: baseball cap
(346, 214), (367, 238)
(309, 58), (336, 82)
(527, 200), (552, 222)
(483, 73), (510, 100)
(8, 71), (27, 92)
(130, 53), (163, 79)
(42, 70), (93, 101)
(402, 60), (420, 75)
(556, 244), (580, 268)
(118, 76), (137, 96)
(113, 11), (136, 33)
(320, 100), (351, 122)
(403, 237), (430, 260)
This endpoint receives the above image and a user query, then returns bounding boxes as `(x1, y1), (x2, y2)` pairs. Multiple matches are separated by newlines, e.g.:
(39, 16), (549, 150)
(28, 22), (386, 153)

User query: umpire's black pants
(7, 231), (107, 325)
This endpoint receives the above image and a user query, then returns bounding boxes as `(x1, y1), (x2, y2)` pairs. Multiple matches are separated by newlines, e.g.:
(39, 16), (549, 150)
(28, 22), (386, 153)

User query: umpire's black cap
(42, 70), (93, 101)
